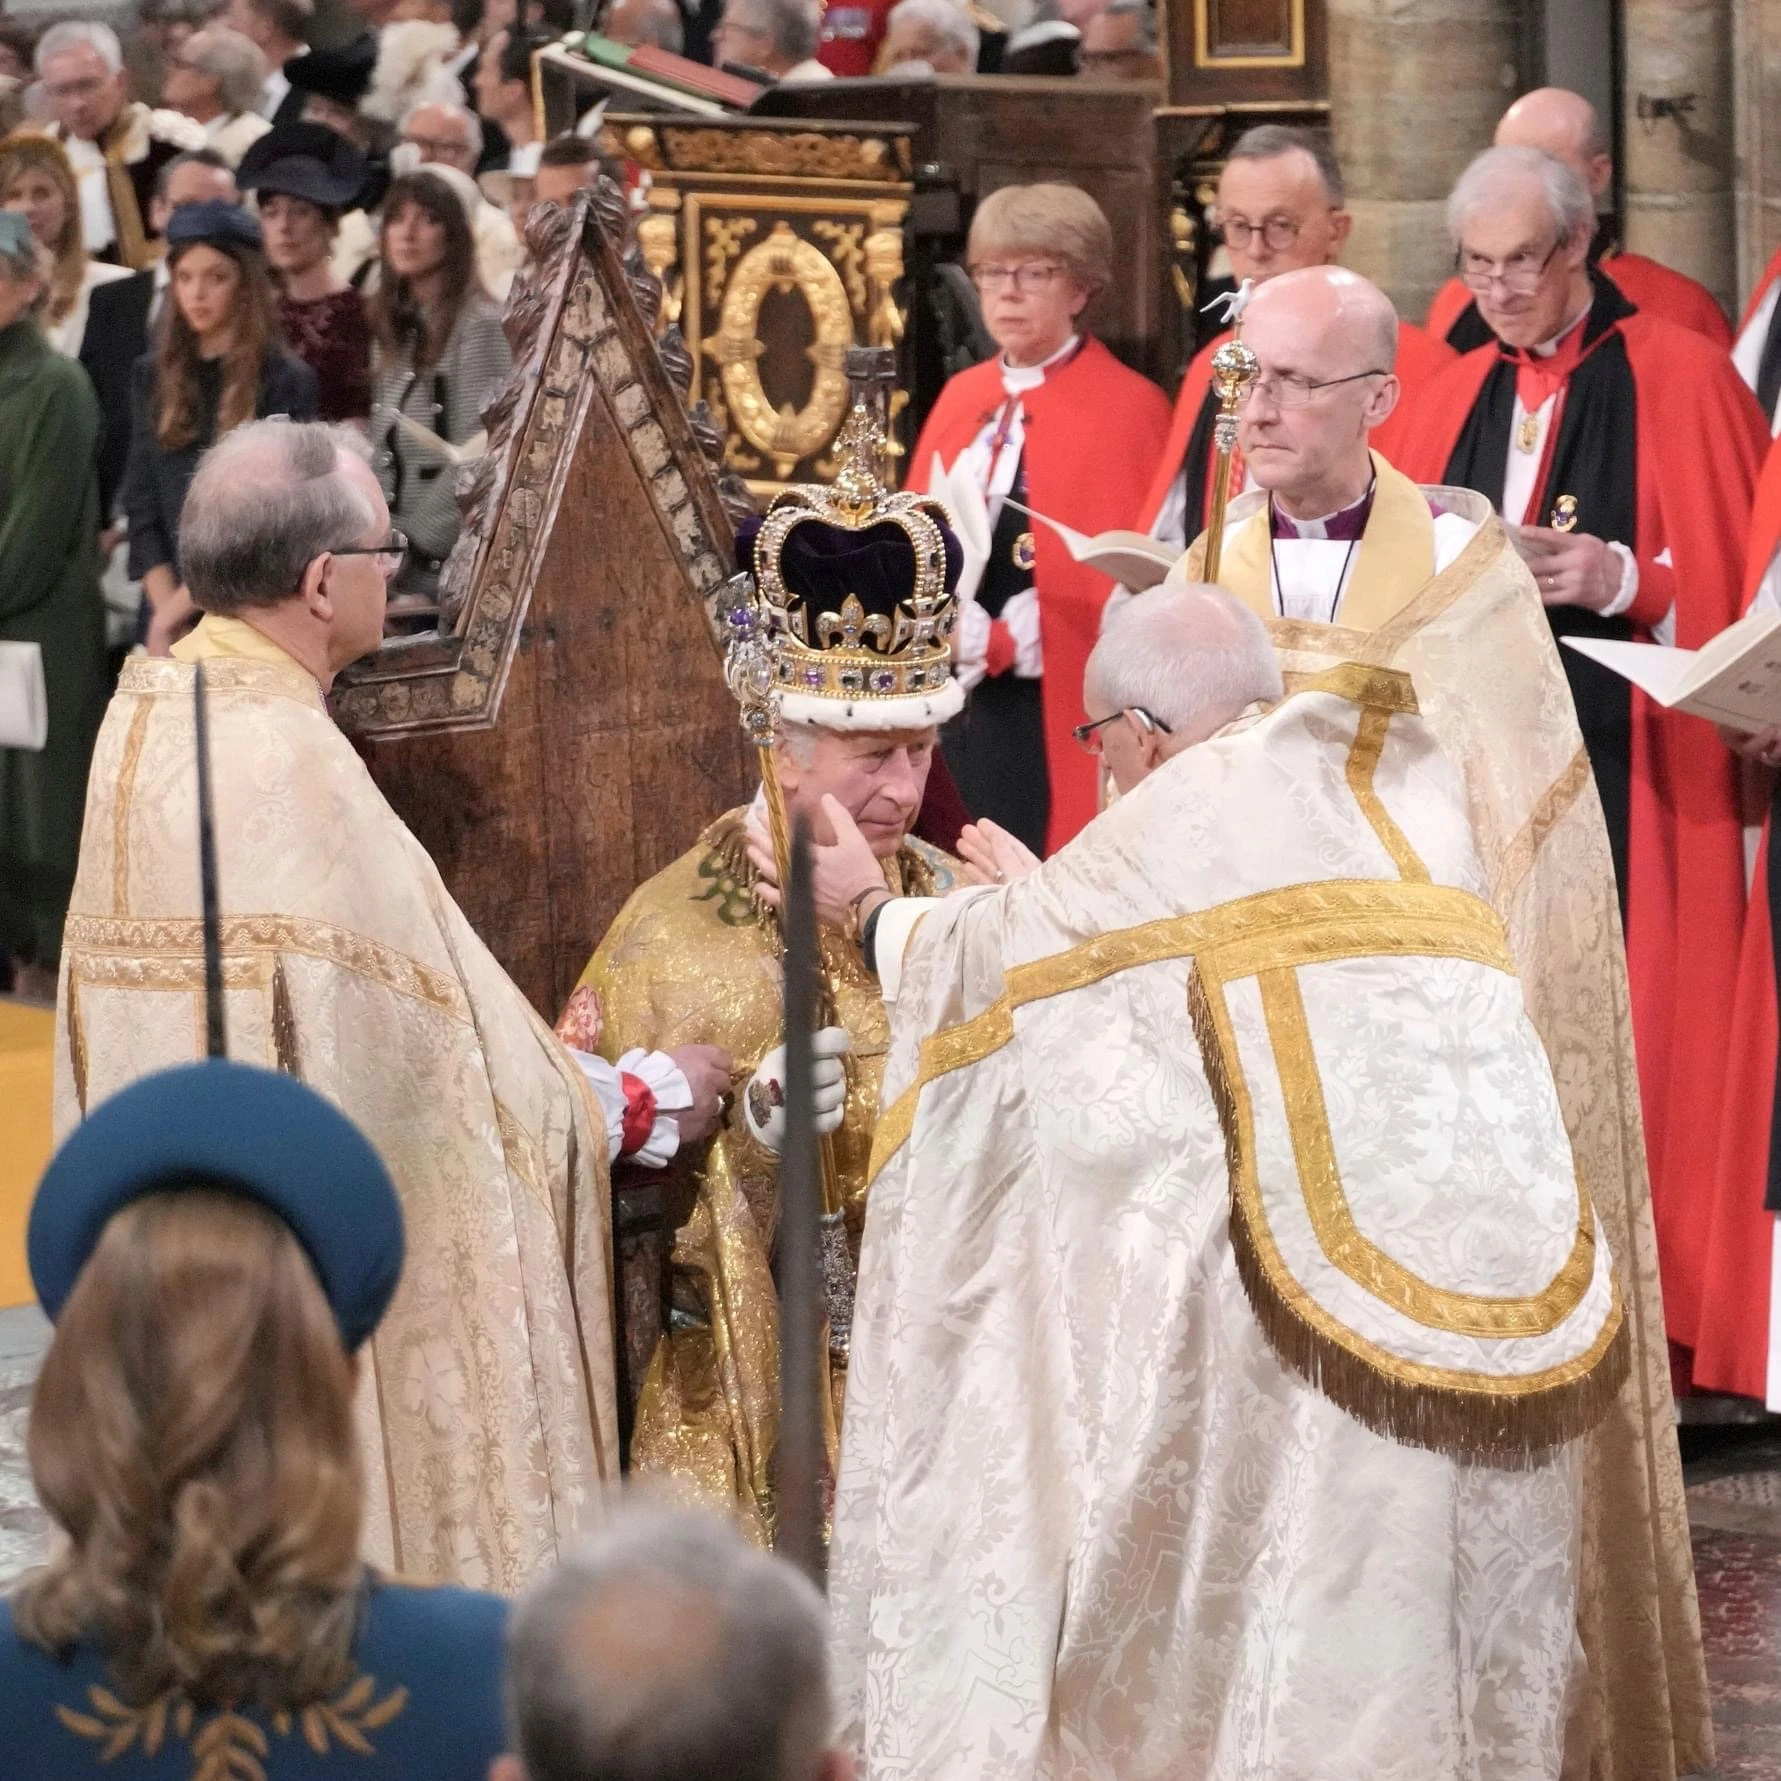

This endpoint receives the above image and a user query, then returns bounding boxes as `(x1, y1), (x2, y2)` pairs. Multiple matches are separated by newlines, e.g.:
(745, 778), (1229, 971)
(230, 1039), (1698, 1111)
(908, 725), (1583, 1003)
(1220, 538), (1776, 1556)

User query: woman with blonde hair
(1, 1058), (510, 1777)
(0, 131), (132, 357)
(908, 180), (1172, 856)
(122, 199), (315, 652)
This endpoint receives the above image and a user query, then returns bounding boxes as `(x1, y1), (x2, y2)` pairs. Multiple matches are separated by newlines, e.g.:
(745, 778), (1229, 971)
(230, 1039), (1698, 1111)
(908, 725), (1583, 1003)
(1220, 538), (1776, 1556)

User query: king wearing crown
(563, 401), (961, 1544)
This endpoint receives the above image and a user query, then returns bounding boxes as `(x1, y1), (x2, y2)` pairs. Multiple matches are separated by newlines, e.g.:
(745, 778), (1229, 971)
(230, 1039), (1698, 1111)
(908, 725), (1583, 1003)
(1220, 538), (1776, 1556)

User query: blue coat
(0, 1575), (508, 1779)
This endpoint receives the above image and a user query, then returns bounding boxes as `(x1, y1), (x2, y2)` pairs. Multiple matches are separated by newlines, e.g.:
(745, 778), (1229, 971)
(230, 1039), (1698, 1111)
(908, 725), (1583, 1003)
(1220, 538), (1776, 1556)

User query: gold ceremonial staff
(1202, 292), (1261, 584)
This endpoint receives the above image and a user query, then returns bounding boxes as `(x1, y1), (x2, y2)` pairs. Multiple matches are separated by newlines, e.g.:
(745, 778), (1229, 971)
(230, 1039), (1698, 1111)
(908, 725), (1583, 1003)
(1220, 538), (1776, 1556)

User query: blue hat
(166, 199), (264, 255)
(29, 1060), (404, 1351)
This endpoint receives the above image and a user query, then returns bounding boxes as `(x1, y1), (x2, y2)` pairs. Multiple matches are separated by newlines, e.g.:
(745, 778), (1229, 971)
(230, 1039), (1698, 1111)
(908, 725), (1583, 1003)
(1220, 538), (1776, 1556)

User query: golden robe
(574, 808), (952, 1545)
(54, 623), (621, 1590)
(1185, 477), (1712, 1780)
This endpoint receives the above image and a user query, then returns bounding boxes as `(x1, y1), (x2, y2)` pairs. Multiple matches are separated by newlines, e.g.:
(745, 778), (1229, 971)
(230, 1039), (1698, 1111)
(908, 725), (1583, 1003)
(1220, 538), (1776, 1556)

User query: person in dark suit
(122, 200), (316, 652)
(77, 150), (238, 519)
(1, 1059), (511, 1780)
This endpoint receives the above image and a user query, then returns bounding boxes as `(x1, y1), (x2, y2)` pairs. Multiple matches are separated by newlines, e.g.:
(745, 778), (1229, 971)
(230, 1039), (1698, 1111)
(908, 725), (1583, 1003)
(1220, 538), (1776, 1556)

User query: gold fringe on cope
(1187, 962), (1630, 1467)
(272, 958), (302, 1078)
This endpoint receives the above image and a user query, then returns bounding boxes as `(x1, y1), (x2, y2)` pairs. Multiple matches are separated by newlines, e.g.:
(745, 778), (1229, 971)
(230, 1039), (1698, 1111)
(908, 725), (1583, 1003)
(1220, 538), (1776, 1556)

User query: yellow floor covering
(0, 999), (53, 1309)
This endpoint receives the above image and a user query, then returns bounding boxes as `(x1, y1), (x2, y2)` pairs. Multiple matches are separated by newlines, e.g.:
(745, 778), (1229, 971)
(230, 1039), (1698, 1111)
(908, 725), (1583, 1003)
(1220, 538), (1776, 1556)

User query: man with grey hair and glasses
(1134, 123), (1454, 549)
(1393, 145), (1770, 1413)
(1427, 87), (1731, 353)
(493, 1503), (851, 1781)
(35, 20), (207, 268)
(711, 0), (833, 82)
(803, 579), (1625, 1776)
(54, 417), (730, 1592)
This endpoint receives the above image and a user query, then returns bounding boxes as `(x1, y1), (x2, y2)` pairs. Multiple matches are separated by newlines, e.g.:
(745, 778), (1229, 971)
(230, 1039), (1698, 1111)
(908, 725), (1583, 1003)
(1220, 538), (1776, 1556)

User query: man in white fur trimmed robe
(820, 585), (1625, 1780)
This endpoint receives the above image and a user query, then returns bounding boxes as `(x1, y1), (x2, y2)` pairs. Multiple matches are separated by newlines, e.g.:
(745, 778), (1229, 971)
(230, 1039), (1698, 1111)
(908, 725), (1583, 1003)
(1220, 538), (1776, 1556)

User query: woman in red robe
(907, 182), (1172, 856)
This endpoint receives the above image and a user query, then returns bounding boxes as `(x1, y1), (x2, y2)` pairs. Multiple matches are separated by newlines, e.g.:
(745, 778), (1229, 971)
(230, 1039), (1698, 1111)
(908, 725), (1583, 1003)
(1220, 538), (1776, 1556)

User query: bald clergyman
(1172, 258), (1718, 1775)
(1134, 124), (1453, 548)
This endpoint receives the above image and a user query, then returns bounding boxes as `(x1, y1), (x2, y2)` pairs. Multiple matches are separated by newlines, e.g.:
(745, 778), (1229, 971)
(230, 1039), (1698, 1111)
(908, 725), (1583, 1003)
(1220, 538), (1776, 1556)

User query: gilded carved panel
(604, 117), (915, 496)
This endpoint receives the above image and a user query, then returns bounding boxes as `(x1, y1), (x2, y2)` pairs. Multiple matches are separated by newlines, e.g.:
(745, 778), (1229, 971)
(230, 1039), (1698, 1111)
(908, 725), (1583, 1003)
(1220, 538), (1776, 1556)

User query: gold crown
(747, 401), (962, 720)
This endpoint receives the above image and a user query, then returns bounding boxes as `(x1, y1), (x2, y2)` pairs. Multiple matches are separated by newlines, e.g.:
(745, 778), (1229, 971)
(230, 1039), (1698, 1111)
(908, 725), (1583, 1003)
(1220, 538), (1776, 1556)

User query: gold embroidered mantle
(573, 808), (950, 1546)
(55, 656), (621, 1591)
(833, 673), (1609, 1780)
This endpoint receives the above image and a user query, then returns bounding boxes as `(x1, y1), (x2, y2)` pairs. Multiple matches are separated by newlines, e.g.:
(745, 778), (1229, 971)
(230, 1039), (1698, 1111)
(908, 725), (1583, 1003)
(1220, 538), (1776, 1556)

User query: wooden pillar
(1733, 0), (1781, 302)
(1623, 0), (1736, 309)
(1325, 0), (1522, 322)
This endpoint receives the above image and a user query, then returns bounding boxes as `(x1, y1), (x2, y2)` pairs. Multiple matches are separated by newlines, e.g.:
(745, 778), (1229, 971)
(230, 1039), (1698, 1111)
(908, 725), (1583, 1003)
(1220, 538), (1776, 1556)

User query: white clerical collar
(1000, 333), (1080, 397)
(1532, 304), (1590, 359)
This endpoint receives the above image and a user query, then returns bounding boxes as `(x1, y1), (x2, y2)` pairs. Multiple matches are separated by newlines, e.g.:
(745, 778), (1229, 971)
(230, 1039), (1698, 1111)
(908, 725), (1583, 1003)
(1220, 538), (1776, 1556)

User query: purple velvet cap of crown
(734, 513), (963, 618)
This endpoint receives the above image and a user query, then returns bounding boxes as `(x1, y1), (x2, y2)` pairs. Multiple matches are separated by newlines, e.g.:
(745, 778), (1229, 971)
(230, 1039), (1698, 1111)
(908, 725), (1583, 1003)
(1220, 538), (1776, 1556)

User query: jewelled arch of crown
(750, 404), (960, 704)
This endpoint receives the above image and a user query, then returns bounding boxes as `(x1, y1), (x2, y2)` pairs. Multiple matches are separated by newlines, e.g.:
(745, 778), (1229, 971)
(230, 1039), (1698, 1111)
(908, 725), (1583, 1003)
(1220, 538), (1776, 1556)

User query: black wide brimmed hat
(239, 120), (368, 210)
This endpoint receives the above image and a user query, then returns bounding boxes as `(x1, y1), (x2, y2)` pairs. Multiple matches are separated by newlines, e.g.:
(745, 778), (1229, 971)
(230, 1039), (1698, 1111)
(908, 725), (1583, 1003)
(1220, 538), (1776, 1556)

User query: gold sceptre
(1202, 329), (1261, 584)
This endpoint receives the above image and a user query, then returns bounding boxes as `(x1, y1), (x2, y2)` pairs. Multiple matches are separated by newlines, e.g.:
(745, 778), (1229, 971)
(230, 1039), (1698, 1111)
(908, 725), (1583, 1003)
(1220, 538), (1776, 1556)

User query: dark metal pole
(776, 812), (825, 1583)
(193, 664), (227, 1060)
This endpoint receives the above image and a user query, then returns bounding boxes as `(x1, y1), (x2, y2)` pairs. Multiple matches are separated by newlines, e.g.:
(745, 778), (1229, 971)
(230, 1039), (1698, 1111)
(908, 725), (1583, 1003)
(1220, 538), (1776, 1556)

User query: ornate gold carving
(812, 219), (867, 311)
(863, 201), (907, 352)
(709, 221), (853, 480)
(637, 209), (683, 328)
(655, 128), (896, 182)
(622, 123), (664, 170)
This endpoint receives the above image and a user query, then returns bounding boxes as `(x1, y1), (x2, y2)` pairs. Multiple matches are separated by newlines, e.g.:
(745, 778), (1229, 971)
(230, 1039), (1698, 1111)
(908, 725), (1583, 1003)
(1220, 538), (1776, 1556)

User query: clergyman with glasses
(1392, 144), (1773, 1421)
(906, 181), (1171, 856)
(1134, 123), (1455, 551)
(52, 417), (733, 1593)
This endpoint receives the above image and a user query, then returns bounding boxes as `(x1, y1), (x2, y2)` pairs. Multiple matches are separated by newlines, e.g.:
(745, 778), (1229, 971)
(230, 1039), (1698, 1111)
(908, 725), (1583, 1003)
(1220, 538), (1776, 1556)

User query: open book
(927, 458), (1179, 591)
(1562, 605), (1781, 732)
(1001, 500), (1180, 590)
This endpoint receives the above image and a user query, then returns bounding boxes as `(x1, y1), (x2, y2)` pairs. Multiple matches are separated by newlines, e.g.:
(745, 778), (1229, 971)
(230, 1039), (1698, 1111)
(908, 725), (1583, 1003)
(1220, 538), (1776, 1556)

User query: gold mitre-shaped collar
(748, 404), (965, 731)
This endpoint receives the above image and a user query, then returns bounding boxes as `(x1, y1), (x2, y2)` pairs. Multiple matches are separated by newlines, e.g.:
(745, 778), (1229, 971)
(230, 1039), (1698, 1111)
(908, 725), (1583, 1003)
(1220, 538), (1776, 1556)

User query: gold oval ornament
(1012, 530), (1037, 574)
(712, 221), (854, 481)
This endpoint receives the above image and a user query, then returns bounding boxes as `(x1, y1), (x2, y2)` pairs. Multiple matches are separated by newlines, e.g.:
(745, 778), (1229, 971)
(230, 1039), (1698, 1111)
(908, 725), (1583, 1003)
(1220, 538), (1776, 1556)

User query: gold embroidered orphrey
(872, 666), (1626, 1462)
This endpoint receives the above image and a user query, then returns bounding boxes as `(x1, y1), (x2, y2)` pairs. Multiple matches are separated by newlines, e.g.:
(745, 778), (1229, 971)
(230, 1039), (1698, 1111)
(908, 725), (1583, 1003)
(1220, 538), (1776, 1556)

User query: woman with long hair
(239, 121), (373, 423)
(370, 169), (510, 607)
(122, 199), (315, 653)
(1, 1060), (510, 1777)
(0, 131), (132, 358)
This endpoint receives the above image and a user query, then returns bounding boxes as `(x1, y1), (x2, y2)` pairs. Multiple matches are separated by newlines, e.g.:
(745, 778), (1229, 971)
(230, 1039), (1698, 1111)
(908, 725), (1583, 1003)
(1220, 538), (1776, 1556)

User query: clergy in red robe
(1132, 122), (1454, 545)
(1694, 440), (1781, 1404)
(908, 182), (1170, 857)
(1423, 86), (1731, 354)
(1732, 243), (1781, 434)
(1394, 145), (1768, 1391)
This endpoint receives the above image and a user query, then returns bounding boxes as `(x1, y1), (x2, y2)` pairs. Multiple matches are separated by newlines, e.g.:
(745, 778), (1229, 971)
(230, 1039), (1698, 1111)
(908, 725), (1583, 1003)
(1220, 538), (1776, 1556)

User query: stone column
(1732, 0), (1781, 302)
(1622, 0), (1736, 309)
(1326, 0), (1522, 322)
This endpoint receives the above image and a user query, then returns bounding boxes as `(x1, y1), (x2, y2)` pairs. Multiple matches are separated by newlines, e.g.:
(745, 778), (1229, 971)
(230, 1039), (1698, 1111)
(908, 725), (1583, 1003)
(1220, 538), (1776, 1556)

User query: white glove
(744, 1026), (851, 1154)
(999, 587), (1043, 677)
(953, 597), (990, 694)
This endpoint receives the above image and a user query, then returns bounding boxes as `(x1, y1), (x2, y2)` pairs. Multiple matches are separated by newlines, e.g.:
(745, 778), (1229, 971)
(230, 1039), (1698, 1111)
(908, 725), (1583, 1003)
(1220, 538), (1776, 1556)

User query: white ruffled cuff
(569, 1047), (692, 1166)
(1000, 587), (1043, 677)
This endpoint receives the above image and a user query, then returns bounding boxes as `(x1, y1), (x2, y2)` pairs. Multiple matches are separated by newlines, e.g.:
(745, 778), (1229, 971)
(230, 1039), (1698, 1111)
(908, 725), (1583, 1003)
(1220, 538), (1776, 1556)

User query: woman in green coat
(0, 211), (106, 1000)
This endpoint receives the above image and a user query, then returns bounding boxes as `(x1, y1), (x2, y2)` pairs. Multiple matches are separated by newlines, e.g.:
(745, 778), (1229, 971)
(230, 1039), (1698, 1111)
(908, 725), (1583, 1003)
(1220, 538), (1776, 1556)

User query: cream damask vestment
(834, 674), (1621, 1780)
(54, 623), (620, 1590)
(574, 809), (951, 1546)
(1186, 468), (1712, 1780)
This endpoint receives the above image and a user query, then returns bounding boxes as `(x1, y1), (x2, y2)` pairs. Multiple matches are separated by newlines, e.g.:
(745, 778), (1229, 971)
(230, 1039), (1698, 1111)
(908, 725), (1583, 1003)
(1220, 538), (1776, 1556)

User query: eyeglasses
(1239, 368), (1388, 409)
(969, 261), (1065, 295)
(1456, 237), (1561, 295)
(1216, 212), (1315, 252)
(1072, 707), (1172, 754)
(402, 133), (474, 164)
(327, 531), (410, 575)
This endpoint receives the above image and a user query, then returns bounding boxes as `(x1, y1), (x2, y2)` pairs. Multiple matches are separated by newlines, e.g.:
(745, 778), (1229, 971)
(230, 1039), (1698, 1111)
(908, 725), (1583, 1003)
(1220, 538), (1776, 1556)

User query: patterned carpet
(0, 1303), (1775, 1772)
